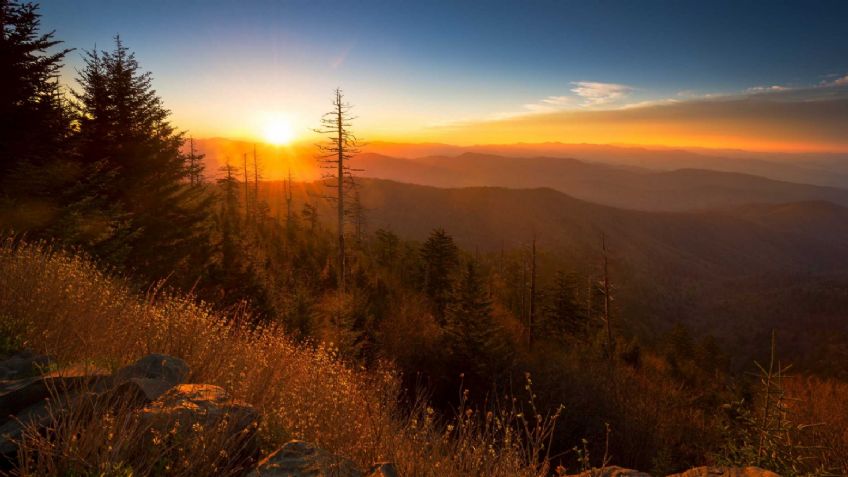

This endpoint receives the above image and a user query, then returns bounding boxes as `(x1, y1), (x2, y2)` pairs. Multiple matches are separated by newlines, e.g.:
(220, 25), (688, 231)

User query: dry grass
(0, 237), (557, 477)
(784, 376), (848, 475)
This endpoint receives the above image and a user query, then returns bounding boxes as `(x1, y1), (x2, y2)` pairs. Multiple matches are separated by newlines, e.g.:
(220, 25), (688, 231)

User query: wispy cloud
(426, 82), (848, 152)
(330, 42), (355, 69)
(570, 81), (633, 106)
(746, 85), (790, 94)
(822, 74), (848, 87)
(521, 95), (572, 113)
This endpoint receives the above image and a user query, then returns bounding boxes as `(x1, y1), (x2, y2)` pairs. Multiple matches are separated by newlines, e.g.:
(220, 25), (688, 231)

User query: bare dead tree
(188, 136), (203, 186)
(314, 88), (361, 293)
(285, 168), (293, 227)
(253, 144), (260, 208)
(242, 152), (249, 220)
(251, 144), (270, 221)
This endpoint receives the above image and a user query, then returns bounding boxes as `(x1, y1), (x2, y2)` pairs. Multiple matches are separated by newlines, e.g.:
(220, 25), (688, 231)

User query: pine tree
(72, 37), (211, 281)
(187, 137), (204, 186)
(542, 270), (586, 338)
(216, 162), (241, 271)
(445, 260), (510, 379)
(0, 0), (71, 192)
(420, 228), (459, 323)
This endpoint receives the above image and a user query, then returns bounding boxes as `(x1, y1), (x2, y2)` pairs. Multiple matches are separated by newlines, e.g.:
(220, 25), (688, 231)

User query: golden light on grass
(262, 115), (296, 146)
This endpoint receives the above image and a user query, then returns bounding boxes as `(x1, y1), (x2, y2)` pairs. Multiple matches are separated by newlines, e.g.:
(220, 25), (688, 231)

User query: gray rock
(0, 399), (51, 461)
(0, 373), (105, 419)
(114, 354), (189, 388)
(0, 351), (53, 380)
(250, 440), (363, 477)
(111, 354), (190, 405)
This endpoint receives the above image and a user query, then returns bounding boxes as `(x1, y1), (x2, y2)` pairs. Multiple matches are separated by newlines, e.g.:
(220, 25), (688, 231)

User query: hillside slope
(298, 179), (848, 368)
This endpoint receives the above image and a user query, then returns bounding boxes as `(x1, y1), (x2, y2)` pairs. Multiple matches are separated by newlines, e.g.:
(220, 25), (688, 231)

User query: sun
(262, 117), (296, 146)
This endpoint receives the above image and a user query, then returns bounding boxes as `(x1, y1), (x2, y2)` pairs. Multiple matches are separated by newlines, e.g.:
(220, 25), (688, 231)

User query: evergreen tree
(542, 270), (586, 339)
(420, 228), (459, 323)
(374, 228), (399, 268)
(216, 162), (241, 272)
(72, 37), (211, 281)
(0, 0), (70, 182)
(0, 0), (74, 237)
(445, 260), (510, 380)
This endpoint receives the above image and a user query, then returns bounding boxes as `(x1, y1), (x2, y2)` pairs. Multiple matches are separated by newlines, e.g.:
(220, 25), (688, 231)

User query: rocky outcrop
(667, 467), (781, 477)
(0, 353), (252, 468)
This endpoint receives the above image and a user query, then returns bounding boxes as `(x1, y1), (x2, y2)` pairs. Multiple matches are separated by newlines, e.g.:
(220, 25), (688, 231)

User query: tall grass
(0, 237), (557, 476)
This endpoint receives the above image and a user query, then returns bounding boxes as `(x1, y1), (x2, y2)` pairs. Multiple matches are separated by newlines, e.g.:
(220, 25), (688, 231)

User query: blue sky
(39, 0), (848, 148)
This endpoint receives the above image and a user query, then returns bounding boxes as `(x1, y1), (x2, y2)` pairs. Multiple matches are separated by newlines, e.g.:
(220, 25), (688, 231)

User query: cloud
(746, 85), (790, 94)
(570, 81), (633, 106)
(427, 85), (848, 152)
(330, 43), (355, 69)
(521, 95), (572, 113)
(822, 74), (848, 87)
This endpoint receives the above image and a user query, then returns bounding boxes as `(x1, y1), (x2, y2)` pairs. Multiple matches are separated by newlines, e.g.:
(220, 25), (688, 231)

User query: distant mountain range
(353, 152), (848, 211)
(194, 138), (848, 211)
(192, 138), (848, 189)
(360, 141), (848, 188)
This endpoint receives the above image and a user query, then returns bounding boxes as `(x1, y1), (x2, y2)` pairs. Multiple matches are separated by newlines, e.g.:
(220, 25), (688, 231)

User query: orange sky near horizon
(211, 87), (848, 156)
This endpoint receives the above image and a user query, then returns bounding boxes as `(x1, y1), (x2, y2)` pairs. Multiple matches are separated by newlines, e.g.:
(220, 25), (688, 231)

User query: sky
(41, 0), (848, 152)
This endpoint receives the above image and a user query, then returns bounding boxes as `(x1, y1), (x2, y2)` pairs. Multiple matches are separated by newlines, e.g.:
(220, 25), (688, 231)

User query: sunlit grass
(0, 236), (558, 477)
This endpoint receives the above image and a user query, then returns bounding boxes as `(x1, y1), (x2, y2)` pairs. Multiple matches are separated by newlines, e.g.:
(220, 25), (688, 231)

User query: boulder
(115, 354), (189, 385)
(0, 370), (108, 467)
(111, 354), (190, 405)
(0, 351), (53, 380)
(667, 467), (781, 477)
(142, 383), (257, 429)
(250, 440), (363, 477)
(569, 467), (652, 477)
(0, 399), (51, 463)
(0, 371), (107, 419)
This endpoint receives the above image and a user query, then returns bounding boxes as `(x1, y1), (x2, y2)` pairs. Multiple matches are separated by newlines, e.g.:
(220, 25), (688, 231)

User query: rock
(0, 351), (53, 380)
(250, 440), (363, 477)
(115, 354), (189, 387)
(0, 370), (109, 467)
(366, 462), (399, 477)
(666, 467), (781, 477)
(141, 384), (259, 452)
(0, 372), (107, 419)
(111, 354), (190, 405)
(569, 467), (653, 477)
(0, 399), (51, 462)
